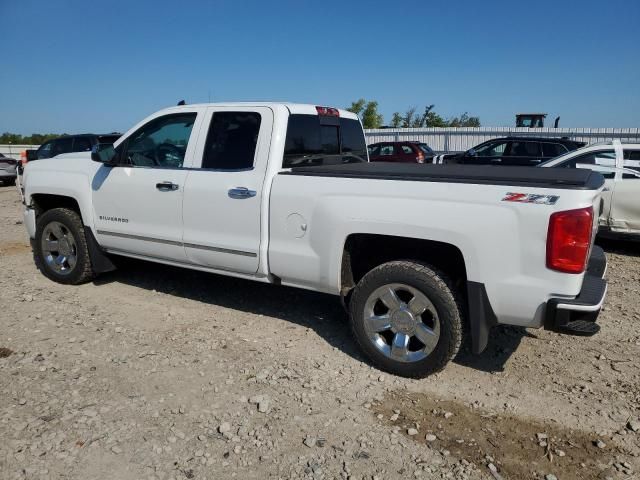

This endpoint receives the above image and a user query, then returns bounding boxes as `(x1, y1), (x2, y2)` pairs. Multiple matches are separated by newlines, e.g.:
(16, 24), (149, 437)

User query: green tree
(347, 99), (367, 117)
(447, 112), (481, 127)
(388, 105), (481, 128)
(390, 112), (403, 128)
(347, 99), (383, 129)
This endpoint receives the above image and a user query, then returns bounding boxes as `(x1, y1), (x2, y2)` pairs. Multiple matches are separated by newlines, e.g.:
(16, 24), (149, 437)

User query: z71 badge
(502, 192), (559, 205)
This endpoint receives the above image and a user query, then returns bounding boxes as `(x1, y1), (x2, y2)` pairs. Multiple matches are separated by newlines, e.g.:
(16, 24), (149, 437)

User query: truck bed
(283, 163), (604, 190)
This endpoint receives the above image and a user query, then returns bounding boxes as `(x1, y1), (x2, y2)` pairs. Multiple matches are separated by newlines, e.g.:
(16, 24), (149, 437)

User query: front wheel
(33, 208), (96, 285)
(349, 260), (462, 378)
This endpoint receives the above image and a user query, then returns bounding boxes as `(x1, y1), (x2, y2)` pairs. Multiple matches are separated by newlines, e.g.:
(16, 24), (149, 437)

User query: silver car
(0, 153), (18, 186)
(541, 140), (640, 235)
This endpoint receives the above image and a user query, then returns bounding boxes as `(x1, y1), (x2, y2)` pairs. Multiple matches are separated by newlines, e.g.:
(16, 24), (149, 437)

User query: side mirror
(91, 144), (119, 166)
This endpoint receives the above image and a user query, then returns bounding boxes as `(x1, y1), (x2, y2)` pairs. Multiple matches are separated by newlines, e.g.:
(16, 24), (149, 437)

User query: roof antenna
(177, 100), (186, 106)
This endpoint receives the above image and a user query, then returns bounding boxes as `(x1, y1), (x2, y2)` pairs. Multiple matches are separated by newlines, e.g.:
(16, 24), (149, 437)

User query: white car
(21, 102), (607, 377)
(541, 141), (640, 235)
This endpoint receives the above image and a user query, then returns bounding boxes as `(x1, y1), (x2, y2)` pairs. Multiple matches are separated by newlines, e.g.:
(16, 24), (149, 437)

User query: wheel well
(31, 194), (81, 219)
(341, 234), (467, 296)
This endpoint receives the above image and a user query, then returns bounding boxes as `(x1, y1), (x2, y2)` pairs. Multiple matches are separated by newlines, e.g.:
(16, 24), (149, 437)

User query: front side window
(542, 142), (568, 157)
(123, 113), (196, 168)
(623, 149), (640, 174)
(474, 141), (507, 157)
(201, 112), (261, 170)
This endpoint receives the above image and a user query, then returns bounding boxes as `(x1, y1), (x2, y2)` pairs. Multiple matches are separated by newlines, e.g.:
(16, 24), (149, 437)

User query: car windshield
(417, 144), (433, 154)
(538, 147), (588, 167)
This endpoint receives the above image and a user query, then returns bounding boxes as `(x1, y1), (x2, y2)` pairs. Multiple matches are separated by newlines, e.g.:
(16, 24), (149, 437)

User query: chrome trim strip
(97, 230), (257, 257)
(97, 230), (182, 247)
(183, 242), (257, 257)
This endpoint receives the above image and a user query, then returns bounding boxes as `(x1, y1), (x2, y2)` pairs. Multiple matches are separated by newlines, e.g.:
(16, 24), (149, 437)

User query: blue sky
(1, 0), (638, 134)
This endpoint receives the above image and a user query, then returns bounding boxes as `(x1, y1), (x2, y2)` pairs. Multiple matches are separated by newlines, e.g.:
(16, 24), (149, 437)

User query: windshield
(284, 114), (368, 167)
(538, 147), (587, 167)
(417, 143), (434, 154)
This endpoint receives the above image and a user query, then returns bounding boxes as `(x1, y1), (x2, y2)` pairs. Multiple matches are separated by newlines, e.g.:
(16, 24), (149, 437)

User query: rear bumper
(545, 245), (607, 335)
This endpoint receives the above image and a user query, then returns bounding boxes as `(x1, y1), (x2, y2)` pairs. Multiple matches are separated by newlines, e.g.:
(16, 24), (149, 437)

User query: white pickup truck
(21, 102), (608, 377)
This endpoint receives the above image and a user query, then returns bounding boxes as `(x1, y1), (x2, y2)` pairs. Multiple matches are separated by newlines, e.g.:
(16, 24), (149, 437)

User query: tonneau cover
(283, 162), (604, 190)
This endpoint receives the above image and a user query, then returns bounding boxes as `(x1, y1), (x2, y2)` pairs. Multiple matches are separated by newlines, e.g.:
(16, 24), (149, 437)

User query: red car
(368, 141), (435, 163)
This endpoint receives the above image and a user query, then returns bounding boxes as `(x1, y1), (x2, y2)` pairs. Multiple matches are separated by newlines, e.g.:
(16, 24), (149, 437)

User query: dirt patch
(0, 241), (30, 255)
(373, 391), (630, 479)
(0, 347), (14, 358)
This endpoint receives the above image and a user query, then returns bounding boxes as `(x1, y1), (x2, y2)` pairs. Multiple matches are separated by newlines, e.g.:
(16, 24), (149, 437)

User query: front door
(609, 149), (640, 233)
(182, 106), (273, 274)
(92, 111), (201, 261)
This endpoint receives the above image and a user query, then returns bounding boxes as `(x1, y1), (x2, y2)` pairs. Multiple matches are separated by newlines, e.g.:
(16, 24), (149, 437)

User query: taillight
(416, 152), (425, 163)
(315, 106), (340, 117)
(20, 151), (28, 164)
(546, 207), (593, 273)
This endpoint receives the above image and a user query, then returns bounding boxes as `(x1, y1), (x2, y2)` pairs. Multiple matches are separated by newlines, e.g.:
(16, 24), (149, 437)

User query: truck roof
(165, 102), (360, 120)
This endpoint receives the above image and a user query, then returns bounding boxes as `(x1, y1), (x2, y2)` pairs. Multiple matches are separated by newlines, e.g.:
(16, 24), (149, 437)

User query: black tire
(349, 260), (462, 378)
(34, 208), (96, 285)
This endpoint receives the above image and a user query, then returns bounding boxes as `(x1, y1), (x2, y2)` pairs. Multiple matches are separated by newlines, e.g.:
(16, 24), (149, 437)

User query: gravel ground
(1, 183), (639, 480)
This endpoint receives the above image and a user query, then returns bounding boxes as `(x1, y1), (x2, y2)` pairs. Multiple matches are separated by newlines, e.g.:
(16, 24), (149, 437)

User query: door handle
(156, 181), (179, 191)
(228, 187), (256, 199)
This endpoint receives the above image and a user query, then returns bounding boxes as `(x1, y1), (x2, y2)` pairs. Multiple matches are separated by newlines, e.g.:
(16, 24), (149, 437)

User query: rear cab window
(283, 113), (367, 167)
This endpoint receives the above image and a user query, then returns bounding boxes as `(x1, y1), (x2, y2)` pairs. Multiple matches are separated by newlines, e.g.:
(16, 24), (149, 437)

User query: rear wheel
(34, 208), (96, 284)
(349, 260), (462, 378)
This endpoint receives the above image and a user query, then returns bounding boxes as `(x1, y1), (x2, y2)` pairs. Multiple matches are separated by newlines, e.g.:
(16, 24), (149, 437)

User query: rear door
(182, 106), (273, 274)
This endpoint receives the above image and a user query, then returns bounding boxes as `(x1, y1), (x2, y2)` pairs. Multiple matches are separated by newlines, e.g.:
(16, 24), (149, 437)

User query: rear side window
(202, 112), (261, 170)
(73, 137), (93, 152)
(508, 141), (541, 157)
(283, 114), (367, 167)
(401, 145), (413, 154)
(542, 143), (568, 157)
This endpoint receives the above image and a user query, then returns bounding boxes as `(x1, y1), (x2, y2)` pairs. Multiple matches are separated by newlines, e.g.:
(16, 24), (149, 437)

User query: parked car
(368, 141), (435, 163)
(432, 136), (585, 166)
(0, 153), (18, 185)
(540, 140), (640, 235)
(21, 102), (607, 378)
(22, 133), (121, 167)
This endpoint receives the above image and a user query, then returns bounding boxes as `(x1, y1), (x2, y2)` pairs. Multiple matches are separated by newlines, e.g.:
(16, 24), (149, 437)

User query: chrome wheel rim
(363, 283), (440, 363)
(41, 221), (77, 275)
